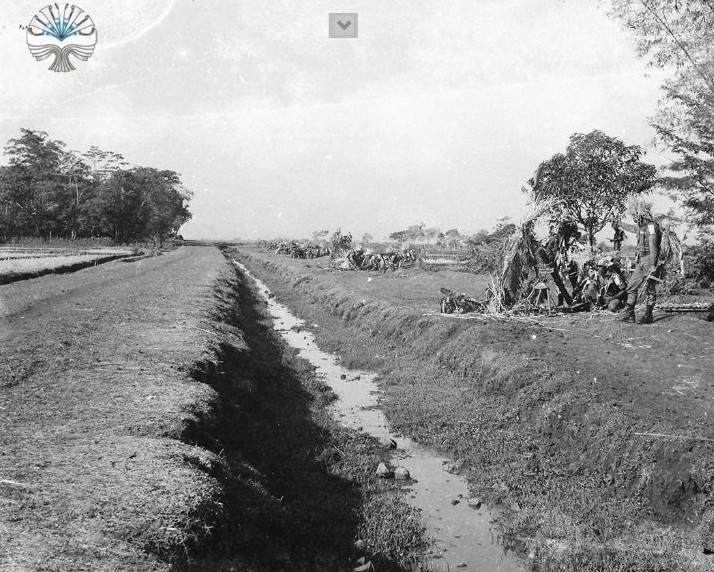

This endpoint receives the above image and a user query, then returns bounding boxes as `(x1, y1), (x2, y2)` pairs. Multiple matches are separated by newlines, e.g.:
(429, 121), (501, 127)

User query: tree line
(0, 129), (192, 245)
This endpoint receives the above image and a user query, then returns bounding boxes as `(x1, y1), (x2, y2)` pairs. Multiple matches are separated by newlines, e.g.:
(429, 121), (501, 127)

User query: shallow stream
(234, 260), (524, 571)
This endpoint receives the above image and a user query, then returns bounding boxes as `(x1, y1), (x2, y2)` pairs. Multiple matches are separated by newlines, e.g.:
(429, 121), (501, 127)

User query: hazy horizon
(0, 0), (672, 241)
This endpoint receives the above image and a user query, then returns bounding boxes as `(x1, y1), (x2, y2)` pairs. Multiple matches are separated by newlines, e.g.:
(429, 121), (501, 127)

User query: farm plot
(0, 247), (135, 284)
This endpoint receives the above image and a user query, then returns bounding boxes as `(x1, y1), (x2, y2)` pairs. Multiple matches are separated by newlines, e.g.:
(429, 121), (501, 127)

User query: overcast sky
(0, 0), (669, 240)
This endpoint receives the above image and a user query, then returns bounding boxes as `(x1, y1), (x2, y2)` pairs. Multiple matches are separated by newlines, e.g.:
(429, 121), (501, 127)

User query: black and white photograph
(1, 1), (713, 570)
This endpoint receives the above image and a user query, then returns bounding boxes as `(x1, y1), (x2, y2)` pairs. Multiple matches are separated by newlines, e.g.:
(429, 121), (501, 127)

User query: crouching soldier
(619, 200), (662, 324)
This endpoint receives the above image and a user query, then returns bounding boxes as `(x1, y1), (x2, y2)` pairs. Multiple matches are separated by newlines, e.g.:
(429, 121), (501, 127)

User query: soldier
(610, 220), (625, 252)
(618, 199), (662, 324)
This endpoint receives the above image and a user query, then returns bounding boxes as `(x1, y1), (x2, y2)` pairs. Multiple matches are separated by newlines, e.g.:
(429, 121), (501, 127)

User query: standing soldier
(618, 199), (662, 324)
(610, 220), (625, 252)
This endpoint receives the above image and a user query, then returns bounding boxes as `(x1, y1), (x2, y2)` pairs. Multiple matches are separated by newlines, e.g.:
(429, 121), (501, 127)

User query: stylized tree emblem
(26, 4), (97, 72)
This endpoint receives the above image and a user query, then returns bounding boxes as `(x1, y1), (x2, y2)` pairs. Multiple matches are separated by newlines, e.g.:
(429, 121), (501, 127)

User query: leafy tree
(389, 230), (408, 242)
(424, 227), (441, 245)
(90, 167), (191, 245)
(311, 229), (329, 242)
(139, 168), (192, 246)
(361, 232), (373, 244)
(0, 129), (192, 243)
(603, 0), (714, 234)
(2, 129), (67, 237)
(532, 130), (656, 248)
(82, 146), (128, 182)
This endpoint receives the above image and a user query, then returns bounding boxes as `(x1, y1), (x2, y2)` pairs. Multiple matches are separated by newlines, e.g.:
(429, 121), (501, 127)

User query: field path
(0, 246), (225, 571)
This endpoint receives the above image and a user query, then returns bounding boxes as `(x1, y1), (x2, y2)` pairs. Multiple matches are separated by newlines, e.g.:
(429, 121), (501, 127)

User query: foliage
(330, 228), (353, 257)
(311, 229), (329, 242)
(389, 223), (426, 243)
(532, 130), (656, 248)
(0, 129), (192, 244)
(603, 0), (714, 234)
(461, 219), (517, 274)
(684, 240), (714, 282)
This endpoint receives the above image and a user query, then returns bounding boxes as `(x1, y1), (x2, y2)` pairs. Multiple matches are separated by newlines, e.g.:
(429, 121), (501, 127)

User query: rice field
(0, 247), (134, 279)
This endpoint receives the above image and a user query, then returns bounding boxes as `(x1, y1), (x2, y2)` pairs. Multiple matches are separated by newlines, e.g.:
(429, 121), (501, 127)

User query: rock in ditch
(376, 463), (393, 478)
(394, 466), (410, 480)
(378, 437), (397, 449)
(468, 497), (482, 509)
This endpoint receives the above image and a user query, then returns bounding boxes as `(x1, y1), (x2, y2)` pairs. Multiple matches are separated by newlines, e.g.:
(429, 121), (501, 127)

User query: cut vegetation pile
(235, 246), (714, 572)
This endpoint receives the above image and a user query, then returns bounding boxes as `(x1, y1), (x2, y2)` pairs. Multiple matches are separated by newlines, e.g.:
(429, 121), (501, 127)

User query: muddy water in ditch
(234, 261), (523, 571)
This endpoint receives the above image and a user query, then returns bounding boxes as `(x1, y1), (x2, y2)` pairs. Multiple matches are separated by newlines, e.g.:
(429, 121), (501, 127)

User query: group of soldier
(539, 199), (664, 324)
(269, 241), (331, 259)
(264, 240), (419, 273)
(345, 247), (418, 272)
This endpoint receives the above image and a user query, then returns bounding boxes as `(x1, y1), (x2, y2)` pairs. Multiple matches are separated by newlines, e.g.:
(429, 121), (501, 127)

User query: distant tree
(2, 129), (67, 237)
(532, 130), (656, 248)
(82, 146), (128, 182)
(407, 223), (426, 242)
(311, 229), (329, 242)
(389, 230), (408, 242)
(424, 227), (440, 245)
(89, 167), (191, 245)
(361, 232), (373, 245)
(0, 129), (192, 242)
(139, 168), (192, 247)
(58, 150), (95, 238)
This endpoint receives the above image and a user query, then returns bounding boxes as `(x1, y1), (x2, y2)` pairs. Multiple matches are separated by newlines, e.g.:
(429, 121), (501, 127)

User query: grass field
(235, 245), (714, 571)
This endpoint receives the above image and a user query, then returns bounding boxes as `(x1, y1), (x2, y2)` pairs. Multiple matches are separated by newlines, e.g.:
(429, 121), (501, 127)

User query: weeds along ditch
(232, 247), (714, 572)
(0, 247), (422, 572)
(181, 252), (430, 571)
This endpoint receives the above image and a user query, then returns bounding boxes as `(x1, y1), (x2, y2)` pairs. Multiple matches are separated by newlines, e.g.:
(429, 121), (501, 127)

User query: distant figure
(618, 200), (662, 324)
(610, 220), (625, 252)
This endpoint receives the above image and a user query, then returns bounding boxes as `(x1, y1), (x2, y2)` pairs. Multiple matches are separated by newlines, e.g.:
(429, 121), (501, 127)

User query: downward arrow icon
(337, 20), (351, 30)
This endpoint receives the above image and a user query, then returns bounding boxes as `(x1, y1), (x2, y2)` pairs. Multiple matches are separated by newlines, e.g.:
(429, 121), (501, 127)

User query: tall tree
(2, 129), (67, 237)
(82, 146), (128, 182)
(603, 0), (714, 234)
(139, 168), (192, 247)
(532, 130), (656, 248)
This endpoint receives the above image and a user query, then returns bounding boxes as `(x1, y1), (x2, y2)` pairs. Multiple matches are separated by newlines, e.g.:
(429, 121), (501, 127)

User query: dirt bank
(234, 246), (714, 572)
(0, 246), (226, 571)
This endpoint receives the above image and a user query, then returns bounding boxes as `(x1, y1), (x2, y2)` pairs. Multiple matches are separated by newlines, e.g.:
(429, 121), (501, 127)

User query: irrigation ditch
(230, 258), (523, 571)
(228, 246), (714, 572)
(2, 244), (712, 571)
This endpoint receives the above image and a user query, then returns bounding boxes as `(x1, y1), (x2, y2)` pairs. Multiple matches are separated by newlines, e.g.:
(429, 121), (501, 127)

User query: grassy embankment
(234, 246), (714, 572)
(0, 246), (428, 571)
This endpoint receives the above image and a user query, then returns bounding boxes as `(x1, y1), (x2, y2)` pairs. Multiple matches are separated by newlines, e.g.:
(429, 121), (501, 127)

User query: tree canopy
(532, 130), (656, 248)
(603, 0), (714, 235)
(0, 129), (192, 244)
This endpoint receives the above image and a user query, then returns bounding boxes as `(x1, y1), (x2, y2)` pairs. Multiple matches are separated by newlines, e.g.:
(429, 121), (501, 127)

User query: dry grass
(0, 247), (227, 571)
(236, 246), (714, 572)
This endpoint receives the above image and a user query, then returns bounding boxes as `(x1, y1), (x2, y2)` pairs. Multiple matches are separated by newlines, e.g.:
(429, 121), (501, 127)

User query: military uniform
(611, 223), (625, 251)
(620, 216), (661, 324)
